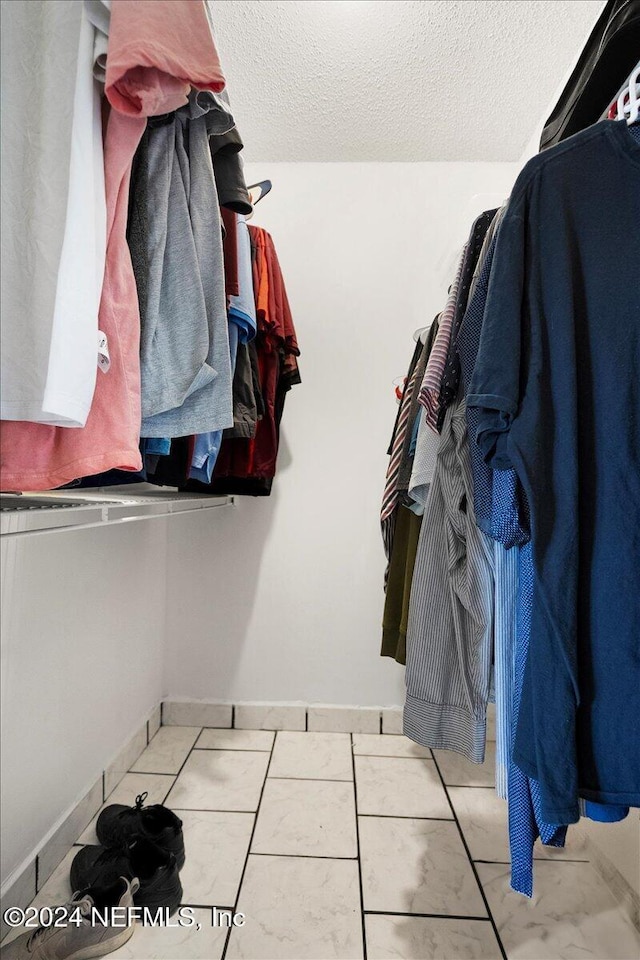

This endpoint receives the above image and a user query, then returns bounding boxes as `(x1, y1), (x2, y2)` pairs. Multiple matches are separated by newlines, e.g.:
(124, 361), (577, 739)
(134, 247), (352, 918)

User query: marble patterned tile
(196, 728), (274, 752)
(307, 706), (380, 734)
(269, 731), (352, 780)
(234, 704), (306, 731)
(104, 725), (148, 800)
(433, 741), (496, 787)
(37, 778), (103, 888)
(131, 725), (201, 775)
(163, 701), (232, 728)
(478, 860), (640, 960)
(110, 908), (227, 959)
(359, 816), (486, 917)
(176, 810), (254, 906)
(166, 750), (269, 812)
(147, 704), (161, 742)
(382, 708), (403, 735)
(355, 756), (451, 819)
(78, 773), (175, 844)
(365, 914), (501, 959)
(353, 734), (431, 759)
(226, 855), (363, 959)
(449, 787), (589, 864)
(252, 778), (357, 858)
(0, 860), (36, 942)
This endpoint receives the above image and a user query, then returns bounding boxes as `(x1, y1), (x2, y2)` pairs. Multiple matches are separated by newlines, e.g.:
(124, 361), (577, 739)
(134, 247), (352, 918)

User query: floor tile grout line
(267, 775), (354, 783)
(444, 783), (499, 789)
(180, 901), (233, 913)
(159, 727), (204, 806)
(352, 752), (433, 760)
(182, 904), (236, 911)
(193, 746), (273, 753)
(221, 730), (275, 960)
(160, 807), (260, 815)
(250, 852), (359, 861)
(430, 752), (508, 960)
(472, 857), (590, 865)
(356, 754), (439, 763)
(357, 814), (455, 822)
(125, 769), (179, 779)
(364, 909), (493, 921)
(350, 732), (368, 960)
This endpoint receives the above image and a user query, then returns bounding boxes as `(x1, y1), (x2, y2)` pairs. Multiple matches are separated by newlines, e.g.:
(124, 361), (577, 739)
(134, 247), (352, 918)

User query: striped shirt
(418, 247), (467, 430)
(404, 397), (494, 762)
(381, 342), (427, 559)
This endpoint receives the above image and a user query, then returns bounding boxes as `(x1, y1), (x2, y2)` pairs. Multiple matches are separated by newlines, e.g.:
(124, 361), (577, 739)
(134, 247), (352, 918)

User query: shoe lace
(26, 897), (92, 950)
(96, 843), (131, 866)
(134, 792), (148, 810)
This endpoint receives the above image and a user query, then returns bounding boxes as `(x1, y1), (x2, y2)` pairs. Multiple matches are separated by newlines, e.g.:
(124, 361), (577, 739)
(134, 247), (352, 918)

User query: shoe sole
(61, 923), (135, 960)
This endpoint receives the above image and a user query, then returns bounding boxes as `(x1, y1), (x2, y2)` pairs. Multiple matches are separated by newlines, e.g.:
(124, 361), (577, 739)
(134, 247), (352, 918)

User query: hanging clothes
(133, 92), (234, 439)
(380, 338), (424, 560)
(189, 213), (258, 484)
(404, 396), (495, 763)
(468, 119), (640, 823)
(435, 209), (498, 429)
(380, 319), (441, 662)
(0, 0), (227, 492)
(184, 225), (300, 497)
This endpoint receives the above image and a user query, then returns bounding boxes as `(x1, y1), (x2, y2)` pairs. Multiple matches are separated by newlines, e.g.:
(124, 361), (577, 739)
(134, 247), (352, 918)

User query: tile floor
(3, 726), (640, 960)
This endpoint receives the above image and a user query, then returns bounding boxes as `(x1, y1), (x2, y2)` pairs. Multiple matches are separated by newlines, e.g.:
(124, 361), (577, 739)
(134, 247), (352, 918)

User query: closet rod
(0, 498), (234, 541)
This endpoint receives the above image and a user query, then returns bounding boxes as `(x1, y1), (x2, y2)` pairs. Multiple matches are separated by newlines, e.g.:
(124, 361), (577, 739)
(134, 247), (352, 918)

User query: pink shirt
(1, 0), (225, 491)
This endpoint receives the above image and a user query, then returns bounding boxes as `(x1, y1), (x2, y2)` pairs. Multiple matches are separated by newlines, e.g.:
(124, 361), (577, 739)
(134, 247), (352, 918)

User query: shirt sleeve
(466, 205), (526, 470)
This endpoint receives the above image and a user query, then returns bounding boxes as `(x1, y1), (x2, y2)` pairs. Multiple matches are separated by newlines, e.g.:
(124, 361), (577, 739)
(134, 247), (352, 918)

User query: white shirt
(1, 0), (107, 427)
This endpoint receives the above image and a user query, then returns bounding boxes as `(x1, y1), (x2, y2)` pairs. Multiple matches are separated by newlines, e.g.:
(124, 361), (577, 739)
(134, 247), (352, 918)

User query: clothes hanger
(624, 64), (640, 123)
(245, 180), (272, 219)
(613, 61), (640, 122)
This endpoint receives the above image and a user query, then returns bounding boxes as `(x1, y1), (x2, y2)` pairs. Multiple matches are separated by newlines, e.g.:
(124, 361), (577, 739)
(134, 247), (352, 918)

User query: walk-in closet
(1, 2), (639, 958)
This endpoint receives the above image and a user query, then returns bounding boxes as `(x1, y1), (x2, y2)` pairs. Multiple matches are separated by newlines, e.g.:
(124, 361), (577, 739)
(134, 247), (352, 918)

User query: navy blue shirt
(468, 120), (640, 824)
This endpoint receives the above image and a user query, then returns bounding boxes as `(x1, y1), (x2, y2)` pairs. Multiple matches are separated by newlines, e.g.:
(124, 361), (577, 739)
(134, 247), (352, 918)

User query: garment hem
(0, 396), (91, 429)
(403, 694), (486, 763)
(141, 413), (234, 438)
(578, 787), (640, 807)
(0, 449), (143, 493)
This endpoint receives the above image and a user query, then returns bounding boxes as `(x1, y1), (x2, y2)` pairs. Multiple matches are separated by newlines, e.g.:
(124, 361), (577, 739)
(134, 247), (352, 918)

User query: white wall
(0, 522), (167, 883)
(163, 161), (519, 707)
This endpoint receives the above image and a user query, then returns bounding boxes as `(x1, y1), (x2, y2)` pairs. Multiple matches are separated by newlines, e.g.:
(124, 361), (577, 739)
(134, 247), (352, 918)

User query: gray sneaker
(1, 877), (139, 959)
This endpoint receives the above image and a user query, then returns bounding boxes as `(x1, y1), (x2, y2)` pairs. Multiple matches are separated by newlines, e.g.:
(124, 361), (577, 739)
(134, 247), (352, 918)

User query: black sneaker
(96, 792), (185, 869)
(70, 838), (183, 916)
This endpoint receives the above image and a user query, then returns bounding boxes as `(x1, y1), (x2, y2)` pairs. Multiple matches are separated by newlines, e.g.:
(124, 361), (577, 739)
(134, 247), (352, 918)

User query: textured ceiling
(210, 0), (603, 162)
